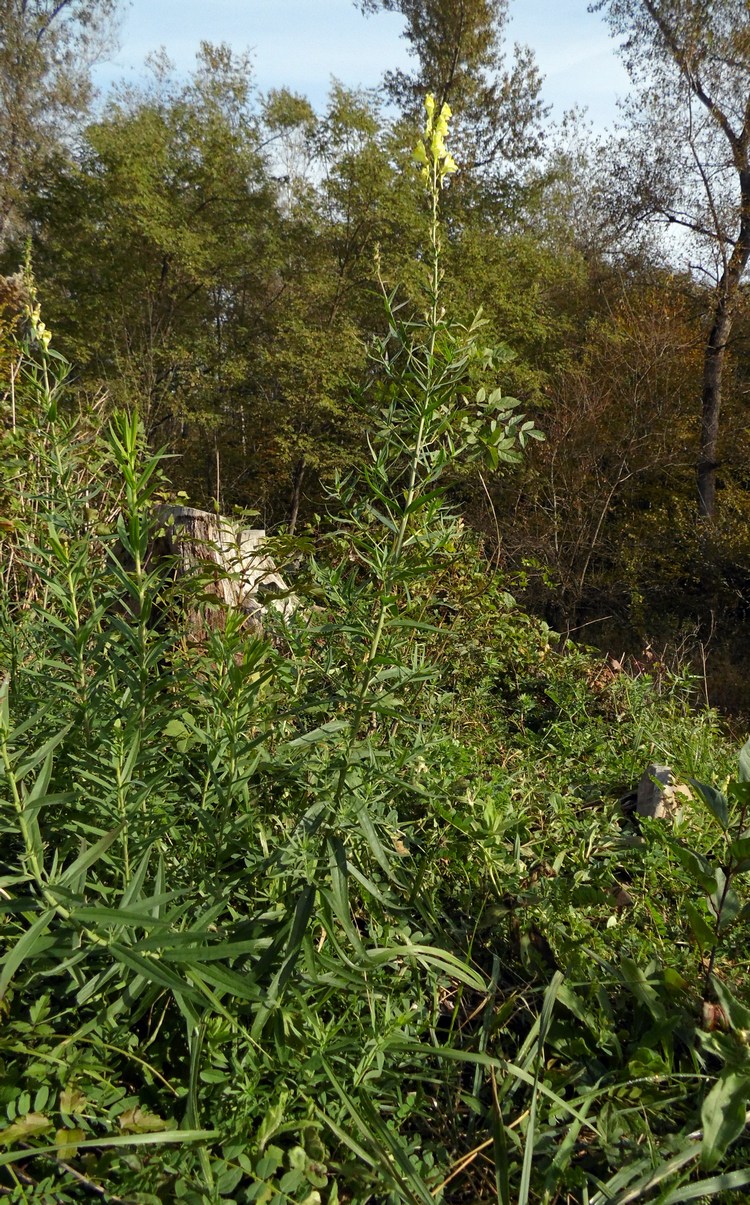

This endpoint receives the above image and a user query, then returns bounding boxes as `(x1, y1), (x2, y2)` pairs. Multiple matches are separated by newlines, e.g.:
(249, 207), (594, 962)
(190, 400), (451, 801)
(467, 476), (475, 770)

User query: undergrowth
(1, 101), (750, 1204)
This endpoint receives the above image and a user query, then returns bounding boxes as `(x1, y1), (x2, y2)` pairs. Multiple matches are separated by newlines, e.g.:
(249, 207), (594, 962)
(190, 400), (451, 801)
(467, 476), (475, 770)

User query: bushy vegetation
(2, 101), (750, 1204)
(5, 2), (750, 712)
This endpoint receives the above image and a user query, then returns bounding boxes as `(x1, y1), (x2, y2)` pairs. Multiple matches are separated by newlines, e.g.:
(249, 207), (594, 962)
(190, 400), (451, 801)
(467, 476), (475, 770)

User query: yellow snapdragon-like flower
(413, 138), (430, 183)
(414, 93), (458, 187)
(431, 129), (446, 161)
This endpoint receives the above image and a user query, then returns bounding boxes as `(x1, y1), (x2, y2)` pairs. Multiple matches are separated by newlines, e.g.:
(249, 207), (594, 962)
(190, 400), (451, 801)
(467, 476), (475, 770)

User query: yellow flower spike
(25, 299), (53, 349)
(416, 92), (458, 189)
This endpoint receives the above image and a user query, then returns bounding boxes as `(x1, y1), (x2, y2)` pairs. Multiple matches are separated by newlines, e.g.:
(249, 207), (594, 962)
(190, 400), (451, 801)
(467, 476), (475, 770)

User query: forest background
(3, 0), (750, 720)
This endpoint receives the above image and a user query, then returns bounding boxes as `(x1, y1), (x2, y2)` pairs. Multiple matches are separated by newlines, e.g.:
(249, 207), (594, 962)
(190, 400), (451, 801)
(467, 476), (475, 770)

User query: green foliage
(3, 102), (750, 1205)
(0, 0), (120, 247)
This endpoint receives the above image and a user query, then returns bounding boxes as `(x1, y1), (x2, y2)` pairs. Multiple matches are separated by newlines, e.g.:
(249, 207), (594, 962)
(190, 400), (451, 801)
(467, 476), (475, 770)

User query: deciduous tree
(358, 0), (546, 212)
(0, 0), (120, 246)
(21, 46), (281, 506)
(593, 0), (750, 519)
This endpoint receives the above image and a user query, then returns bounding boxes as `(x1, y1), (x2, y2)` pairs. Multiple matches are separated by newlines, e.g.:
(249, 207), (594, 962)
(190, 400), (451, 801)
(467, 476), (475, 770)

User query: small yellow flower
(25, 296), (53, 349)
(435, 103), (451, 137)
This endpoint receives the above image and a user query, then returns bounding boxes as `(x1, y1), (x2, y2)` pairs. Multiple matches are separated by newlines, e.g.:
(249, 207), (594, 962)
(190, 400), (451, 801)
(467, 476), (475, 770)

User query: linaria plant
(0, 104), (540, 1202)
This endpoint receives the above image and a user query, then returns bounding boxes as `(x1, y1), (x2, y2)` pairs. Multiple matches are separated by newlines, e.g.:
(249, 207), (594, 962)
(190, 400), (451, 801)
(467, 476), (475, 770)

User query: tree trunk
(698, 171), (750, 520)
(151, 506), (296, 637)
(697, 299), (732, 519)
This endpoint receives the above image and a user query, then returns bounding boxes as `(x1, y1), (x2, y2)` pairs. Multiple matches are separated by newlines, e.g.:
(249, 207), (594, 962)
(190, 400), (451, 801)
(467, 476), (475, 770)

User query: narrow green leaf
(71, 906), (171, 930)
(109, 943), (202, 1001)
(519, 971), (564, 1205)
(588, 1144), (698, 1205)
(542, 1093), (595, 1196)
(327, 837), (365, 955)
(395, 1043), (597, 1130)
(712, 976), (750, 1030)
(347, 862), (391, 904)
(730, 836), (750, 867)
(186, 1019), (207, 1131)
(121, 728), (142, 783)
(265, 883), (316, 1008)
(287, 720), (349, 749)
(620, 958), (666, 1023)
(184, 960), (259, 1002)
(685, 901), (715, 950)
(313, 1106), (379, 1173)
(0, 1129), (218, 1166)
(357, 1094), (435, 1205)
(366, 943), (485, 991)
(16, 725), (71, 783)
(321, 1061), (433, 1205)
(356, 805), (394, 878)
(57, 822), (126, 887)
(490, 1093), (511, 1205)
(120, 846), (153, 909)
(660, 1167), (750, 1202)
(24, 747), (54, 806)
(158, 938), (266, 962)
(708, 869), (741, 931)
(701, 1069), (749, 1171)
(0, 909), (55, 999)
(671, 843), (716, 893)
(387, 618), (442, 632)
(689, 779), (729, 830)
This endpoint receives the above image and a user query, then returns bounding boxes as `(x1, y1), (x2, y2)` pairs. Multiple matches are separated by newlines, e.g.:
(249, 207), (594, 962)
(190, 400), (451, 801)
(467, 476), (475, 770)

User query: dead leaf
(118, 1106), (168, 1134)
(701, 1000), (729, 1032)
(60, 1086), (87, 1115)
(0, 1113), (52, 1145)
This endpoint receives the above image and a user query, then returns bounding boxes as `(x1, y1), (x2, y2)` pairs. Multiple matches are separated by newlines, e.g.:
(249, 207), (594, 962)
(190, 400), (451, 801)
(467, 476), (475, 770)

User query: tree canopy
(0, 0), (121, 245)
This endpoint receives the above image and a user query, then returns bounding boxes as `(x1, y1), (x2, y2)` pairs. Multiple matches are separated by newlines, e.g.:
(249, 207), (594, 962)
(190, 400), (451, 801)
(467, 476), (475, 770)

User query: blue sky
(94, 0), (630, 129)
